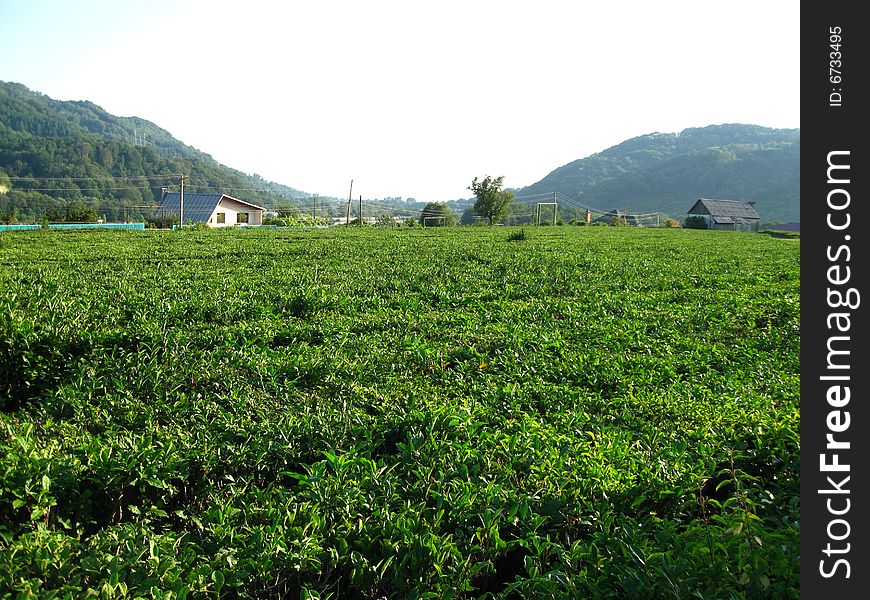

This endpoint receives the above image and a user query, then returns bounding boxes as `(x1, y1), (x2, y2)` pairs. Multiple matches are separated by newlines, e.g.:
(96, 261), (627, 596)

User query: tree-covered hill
(0, 81), (310, 222)
(518, 124), (799, 225)
(1, 81), (800, 226)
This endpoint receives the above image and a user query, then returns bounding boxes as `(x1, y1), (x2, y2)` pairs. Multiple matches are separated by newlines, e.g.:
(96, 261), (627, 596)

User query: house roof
(158, 192), (266, 224)
(688, 198), (760, 219)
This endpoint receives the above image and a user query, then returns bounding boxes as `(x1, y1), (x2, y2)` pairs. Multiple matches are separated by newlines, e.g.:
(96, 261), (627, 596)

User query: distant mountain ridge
(2, 81), (799, 225)
(518, 124), (799, 224)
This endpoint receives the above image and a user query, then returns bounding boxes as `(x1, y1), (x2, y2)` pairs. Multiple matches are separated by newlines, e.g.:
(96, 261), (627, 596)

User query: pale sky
(1, 0), (800, 202)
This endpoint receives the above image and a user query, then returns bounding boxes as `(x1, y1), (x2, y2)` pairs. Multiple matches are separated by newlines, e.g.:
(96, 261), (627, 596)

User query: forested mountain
(0, 81), (309, 222)
(1, 81), (799, 226)
(518, 124), (799, 225)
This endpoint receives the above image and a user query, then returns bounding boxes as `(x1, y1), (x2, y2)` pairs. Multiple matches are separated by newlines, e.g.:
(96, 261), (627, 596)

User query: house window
(216, 212), (226, 224)
(236, 212), (249, 224)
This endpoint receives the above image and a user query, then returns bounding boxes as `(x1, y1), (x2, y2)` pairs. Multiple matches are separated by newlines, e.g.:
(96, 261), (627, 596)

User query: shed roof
(688, 198), (760, 220)
(158, 192), (266, 224)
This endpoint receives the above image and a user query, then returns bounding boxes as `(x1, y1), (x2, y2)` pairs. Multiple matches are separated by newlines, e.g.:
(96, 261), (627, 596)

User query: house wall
(708, 217), (760, 232)
(690, 213), (759, 232)
(731, 218), (759, 233)
(687, 212), (714, 229)
(208, 198), (263, 227)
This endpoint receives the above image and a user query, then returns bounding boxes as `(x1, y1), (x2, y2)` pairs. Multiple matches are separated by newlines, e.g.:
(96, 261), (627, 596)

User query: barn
(158, 192), (265, 227)
(686, 198), (761, 232)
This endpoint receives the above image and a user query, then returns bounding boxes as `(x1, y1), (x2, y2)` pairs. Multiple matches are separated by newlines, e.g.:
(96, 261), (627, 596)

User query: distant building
(158, 192), (265, 227)
(686, 198), (760, 232)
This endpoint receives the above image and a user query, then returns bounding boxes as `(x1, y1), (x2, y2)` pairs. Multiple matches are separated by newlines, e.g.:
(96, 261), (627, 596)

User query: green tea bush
(0, 226), (799, 598)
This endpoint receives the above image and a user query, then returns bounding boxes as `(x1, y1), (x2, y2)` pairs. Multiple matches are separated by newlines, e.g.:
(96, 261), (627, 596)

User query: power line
(19, 186), (167, 192)
(5, 175), (309, 198)
(6, 175), (181, 182)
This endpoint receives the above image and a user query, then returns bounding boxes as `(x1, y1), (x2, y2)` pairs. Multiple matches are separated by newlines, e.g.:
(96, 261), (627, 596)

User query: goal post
(536, 202), (558, 225)
(422, 215), (446, 227)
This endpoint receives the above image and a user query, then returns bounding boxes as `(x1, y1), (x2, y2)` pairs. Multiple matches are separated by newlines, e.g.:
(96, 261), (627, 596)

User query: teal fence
(0, 224), (41, 232)
(0, 223), (146, 232)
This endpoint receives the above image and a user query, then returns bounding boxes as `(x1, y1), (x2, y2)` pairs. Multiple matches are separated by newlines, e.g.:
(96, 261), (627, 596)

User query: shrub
(507, 229), (528, 241)
(684, 216), (708, 229)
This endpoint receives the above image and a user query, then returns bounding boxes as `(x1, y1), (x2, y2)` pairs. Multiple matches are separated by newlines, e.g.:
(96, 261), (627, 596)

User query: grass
(0, 226), (800, 598)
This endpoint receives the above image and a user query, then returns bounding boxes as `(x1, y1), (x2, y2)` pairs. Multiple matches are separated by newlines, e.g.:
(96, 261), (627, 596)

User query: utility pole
(553, 192), (558, 225)
(346, 179), (353, 227)
(359, 195), (362, 226)
(179, 174), (185, 228)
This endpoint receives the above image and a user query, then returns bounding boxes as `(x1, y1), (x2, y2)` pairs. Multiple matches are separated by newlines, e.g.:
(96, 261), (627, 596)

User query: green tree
(0, 169), (11, 194)
(375, 213), (398, 228)
(460, 207), (484, 226)
(419, 202), (457, 227)
(64, 200), (99, 223)
(469, 175), (514, 225)
(0, 207), (18, 224)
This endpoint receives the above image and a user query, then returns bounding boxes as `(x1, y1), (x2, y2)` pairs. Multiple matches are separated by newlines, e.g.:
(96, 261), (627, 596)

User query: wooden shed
(686, 198), (760, 232)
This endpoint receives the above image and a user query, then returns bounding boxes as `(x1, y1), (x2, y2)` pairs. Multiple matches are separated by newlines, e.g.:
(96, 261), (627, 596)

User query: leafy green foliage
(41, 200), (99, 224)
(419, 202), (457, 227)
(469, 176), (515, 225)
(0, 226), (799, 598)
(507, 229), (528, 242)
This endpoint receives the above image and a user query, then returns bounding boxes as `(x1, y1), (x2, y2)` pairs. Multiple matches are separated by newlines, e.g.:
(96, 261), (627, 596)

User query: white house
(158, 192), (265, 227)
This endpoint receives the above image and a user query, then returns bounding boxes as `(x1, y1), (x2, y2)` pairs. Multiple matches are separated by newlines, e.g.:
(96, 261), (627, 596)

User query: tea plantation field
(0, 226), (799, 598)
